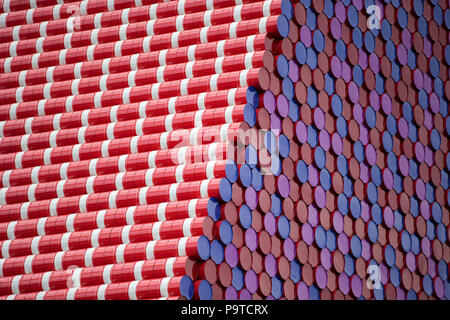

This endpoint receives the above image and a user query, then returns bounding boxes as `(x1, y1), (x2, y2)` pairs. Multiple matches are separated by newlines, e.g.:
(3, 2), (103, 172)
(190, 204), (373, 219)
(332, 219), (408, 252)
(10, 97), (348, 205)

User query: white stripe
(183, 218), (193, 237)
(41, 271), (51, 291)
(64, 33), (72, 49)
(79, 1), (87, 15)
(36, 217), (47, 236)
(102, 58), (110, 75)
(1, 170), (11, 187)
(146, 20), (154, 36)
(52, 113), (61, 130)
(128, 70), (136, 87)
(81, 109), (89, 126)
(59, 49), (67, 65)
(168, 97), (176, 114)
(121, 8), (130, 24)
(200, 27), (208, 43)
(157, 202), (167, 221)
(121, 225), (131, 244)
(0, 13), (6, 28)
(108, 190), (117, 209)
(99, 75), (108, 91)
(1, 240), (10, 258)
(164, 114), (174, 132)
(149, 3), (157, 19)
(96, 210), (106, 228)
(175, 165), (184, 183)
(12, 26), (20, 41)
(148, 150), (156, 168)
(93, 13), (102, 29)
(130, 54), (138, 71)
(6, 221), (16, 240)
(109, 105), (118, 122)
(71, 268), (82, 288)
(31, 237), (40, 255)
(139, 187), (147, 205)
(215, 57), (223, 74)
(35, 292), (45, 300)
(197, 92), (206, 110)
(190, 127), (200, 145)
(145, 169), (154, 187)
(30, 0), (37, 8)
(130, 136), (139, 153)
(118, 25), (127, 41)
(259, 17), (268, 33)
(85, 176), (94, 194)
(188, 199), (198, 218)
(220, 123), (231, 141)
(94, 92), (102, 108)
(263, 1), (271, 16)
(71, 144), (80, 162)
(84, 248), (94, 267)
(71, 79), (80, 95)
(0, 188), (6, 205)
(118, 155), (127, 172)
(101, 140), (110, 157)
(107, 0), (115, 11)
(46, 66), (55, 82)
(239, 69), (249, 86)
(245, 52), (254, 69)
(90, 229), (100, 247)
(216, 40), (225, 57)
(0, 121), (4, 137)
(180, 79), (188, 95)
(97, 284), (108, 300)
(210, 74), (218, 91)
(200, 180), (209, 197)
(128, 281), (138, 300)
(14, 151), (23, 169)
(122, 87), (130, 104)
(103, 264), (112, 283)
(146, 241), (155, 259)
(133, 261), (143, 280)
(56, 180), (65, 197)
(24, 256), (33, 274)
(187, 45), (195, 62)
(229, 22), (238, 38)
(27, 183), (36, 202)
(35, 38), (44, 53)
(225, 106), (234, 123)
(171, 32), (179, 48)
(178, 238), (188, 256)
(151, 221), (161, 240)
(203, 10), (212, 26)
(15, 87), (23, 103)
(4, 57), (12, 73)
(143, 37), (150, 52)
(185, 61), (194, 78)
(65, 96), (73, 112)
(20, 202), (29, 220)
(11, 275), (21, 294)
(233, 5), (242, 21)
(9, 41), (17, 57)
(165, 257), (175, 277)
(43, 148), (52, 165)
(0, 259), (3, 277)
(97, 284), (107, 300)
(158, 49), (167, 66)
(79, 194), (88, 212)
(206, 161), (216, 179)
(126, 206), (135, 225)
(66, 288), (77, 300)
(18, 71), (27, 86)
(114, 41), (122, 57)
(169, 184), (178, 201)
(77, 126), (86, 144)
(246, 35), (255, 52)
(59, 162), (68, 180)
(61, 233), (70, 251)
(206, 0), (214, 10)
(160, 278), (170, 297)
(115, 244), (125, 263)
(115, 172), (124, 190)
(106, 123), (115, 140)
(49, 198), (58, 216)
(194, 110), (203, 127)
(159, 132), (169, 149)
(66, 17), (74, 33)
(54, 252), (64, 270)
(177, 0), (185, 15)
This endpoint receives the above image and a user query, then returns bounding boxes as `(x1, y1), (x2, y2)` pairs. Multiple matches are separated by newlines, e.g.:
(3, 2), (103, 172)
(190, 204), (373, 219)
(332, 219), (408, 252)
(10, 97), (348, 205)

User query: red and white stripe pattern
(0, 0), (291, 300)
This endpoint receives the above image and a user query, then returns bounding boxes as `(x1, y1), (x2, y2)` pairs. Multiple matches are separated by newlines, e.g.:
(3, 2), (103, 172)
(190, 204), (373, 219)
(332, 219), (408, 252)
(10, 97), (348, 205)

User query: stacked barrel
(0, 0), (448, 300)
